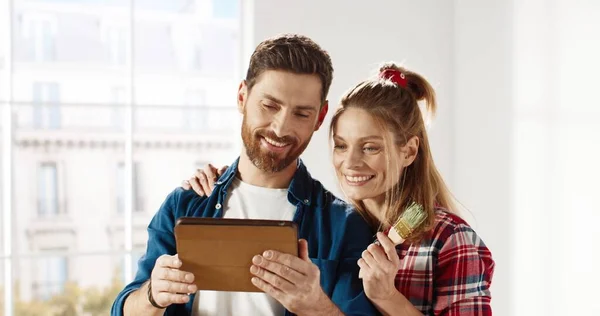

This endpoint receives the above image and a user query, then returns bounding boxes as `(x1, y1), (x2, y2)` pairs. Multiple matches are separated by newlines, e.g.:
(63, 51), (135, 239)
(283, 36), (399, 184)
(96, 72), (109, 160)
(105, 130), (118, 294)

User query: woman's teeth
(345, 175), (374, 183)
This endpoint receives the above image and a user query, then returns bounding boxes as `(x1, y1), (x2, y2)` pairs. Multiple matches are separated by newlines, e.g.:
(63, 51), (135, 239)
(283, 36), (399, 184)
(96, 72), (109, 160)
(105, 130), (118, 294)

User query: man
(111, 34), (376, 316)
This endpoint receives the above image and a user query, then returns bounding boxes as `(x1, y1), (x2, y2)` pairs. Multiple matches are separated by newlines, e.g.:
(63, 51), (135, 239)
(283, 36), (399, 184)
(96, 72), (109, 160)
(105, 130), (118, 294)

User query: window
(22, 15), (57, 62)
(116, 162), (142, 214)
(183, 89), (207, 130)
(212, 0), (238, 19)
(103, 25), (127, 65)
(3, 0), (240, 314)
(33, 82), (61, 129)
(35, 253), (68, 300)
(111, 86), (126, 129)
(121, 248), (144, 283)
(192, 44), (202, 71)
(37, 162), (59, 217)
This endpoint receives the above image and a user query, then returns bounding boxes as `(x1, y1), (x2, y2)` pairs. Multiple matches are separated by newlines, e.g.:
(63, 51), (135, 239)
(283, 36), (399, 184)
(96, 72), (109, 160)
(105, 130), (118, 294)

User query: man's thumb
(298, 239), (310, 261)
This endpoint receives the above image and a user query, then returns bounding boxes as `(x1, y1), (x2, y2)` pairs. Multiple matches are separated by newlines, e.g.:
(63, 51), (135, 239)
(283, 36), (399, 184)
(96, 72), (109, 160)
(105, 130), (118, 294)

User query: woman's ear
(401, 136), (420, 167)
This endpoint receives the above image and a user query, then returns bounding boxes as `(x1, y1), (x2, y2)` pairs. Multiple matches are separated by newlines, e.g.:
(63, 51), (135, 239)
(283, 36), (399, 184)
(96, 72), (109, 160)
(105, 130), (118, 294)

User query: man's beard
(241, 115), (311, 173)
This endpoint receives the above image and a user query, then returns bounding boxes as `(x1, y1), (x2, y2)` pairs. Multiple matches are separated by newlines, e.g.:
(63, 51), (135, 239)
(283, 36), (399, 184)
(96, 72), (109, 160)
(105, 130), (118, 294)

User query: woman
(183, 63), (494, 315)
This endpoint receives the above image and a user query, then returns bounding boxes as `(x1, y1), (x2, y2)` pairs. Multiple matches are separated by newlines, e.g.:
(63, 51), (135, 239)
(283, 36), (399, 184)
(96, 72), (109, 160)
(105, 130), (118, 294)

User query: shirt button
(215, 203), (222, 210)
(303, 199), (309, 205)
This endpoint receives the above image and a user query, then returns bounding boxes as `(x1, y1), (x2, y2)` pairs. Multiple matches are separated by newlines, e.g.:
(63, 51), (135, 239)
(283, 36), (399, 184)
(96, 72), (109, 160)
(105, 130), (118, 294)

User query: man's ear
(315, 101), (329, 131)
(237, 80), (248, 114)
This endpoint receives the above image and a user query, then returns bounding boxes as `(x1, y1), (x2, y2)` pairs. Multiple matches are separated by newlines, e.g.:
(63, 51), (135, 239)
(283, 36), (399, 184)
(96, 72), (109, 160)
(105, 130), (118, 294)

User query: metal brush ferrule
(394, 218), (413, 239)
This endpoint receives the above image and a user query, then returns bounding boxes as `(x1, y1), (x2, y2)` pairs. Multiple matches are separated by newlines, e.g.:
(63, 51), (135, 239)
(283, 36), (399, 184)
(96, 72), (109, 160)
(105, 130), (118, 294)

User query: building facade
(0, 0), (241, 313)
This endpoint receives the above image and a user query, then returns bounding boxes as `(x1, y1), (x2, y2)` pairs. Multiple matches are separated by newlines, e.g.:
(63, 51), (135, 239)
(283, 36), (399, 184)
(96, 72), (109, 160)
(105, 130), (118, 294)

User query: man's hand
(181, 164), (228, 196)
(250, 239), (342, 316)
(149, 254), (197, 308)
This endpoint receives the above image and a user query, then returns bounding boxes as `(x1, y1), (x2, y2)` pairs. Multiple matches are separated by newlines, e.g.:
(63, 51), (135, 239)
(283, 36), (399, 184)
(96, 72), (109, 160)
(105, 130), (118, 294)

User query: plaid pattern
(394, 210), (494, 316)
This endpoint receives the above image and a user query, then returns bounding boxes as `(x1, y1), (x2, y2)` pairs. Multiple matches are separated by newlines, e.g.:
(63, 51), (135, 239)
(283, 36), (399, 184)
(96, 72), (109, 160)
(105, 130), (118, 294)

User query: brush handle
(387, 228), (406, 245)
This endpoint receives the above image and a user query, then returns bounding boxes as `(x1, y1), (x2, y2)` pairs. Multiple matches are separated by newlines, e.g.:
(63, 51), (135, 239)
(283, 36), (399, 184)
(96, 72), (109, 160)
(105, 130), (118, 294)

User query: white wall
(453, 2), (512, 315)
(251, 0), (456, 198)
(250, 0), (515, 314)
(250, 0), (514, 314)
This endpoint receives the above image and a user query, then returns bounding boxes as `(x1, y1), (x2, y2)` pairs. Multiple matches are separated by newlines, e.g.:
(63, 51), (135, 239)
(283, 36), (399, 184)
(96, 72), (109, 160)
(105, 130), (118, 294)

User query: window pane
(121, 246), (145, 284)
(13, 0), (130, 105)
(0, 261), (4, 312)
(13, 254), (124, 315)
(212, 0), (239, 19)
(132, 0), (240, 221)
(0, 99), (3, 255)
(0, 0), (7, 257)
(0, 6), (6, 101)
(12, 0), (128, 257)
(37, 162), (59, 217)
(116, 161), (143, 214)
(133, 0), (239, 107)
(13, 103), (127, 255)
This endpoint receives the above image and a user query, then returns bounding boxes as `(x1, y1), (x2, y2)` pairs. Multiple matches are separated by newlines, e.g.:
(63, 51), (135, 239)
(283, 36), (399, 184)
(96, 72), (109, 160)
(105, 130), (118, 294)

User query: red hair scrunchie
(379, 69), (408, 88)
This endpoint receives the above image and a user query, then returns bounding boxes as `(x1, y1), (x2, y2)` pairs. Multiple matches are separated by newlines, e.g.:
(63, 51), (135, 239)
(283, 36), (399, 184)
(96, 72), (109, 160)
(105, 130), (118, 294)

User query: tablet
(174, 217), (298, 292)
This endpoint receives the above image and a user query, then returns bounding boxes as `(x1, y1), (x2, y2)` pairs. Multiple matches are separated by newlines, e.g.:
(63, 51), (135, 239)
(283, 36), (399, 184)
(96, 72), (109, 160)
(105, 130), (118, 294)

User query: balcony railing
(7, 101), (239, 134)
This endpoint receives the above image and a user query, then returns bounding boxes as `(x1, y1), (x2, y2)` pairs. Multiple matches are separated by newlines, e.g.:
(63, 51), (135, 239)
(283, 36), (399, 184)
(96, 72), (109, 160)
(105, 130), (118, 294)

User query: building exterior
(0, 0), (241, 313)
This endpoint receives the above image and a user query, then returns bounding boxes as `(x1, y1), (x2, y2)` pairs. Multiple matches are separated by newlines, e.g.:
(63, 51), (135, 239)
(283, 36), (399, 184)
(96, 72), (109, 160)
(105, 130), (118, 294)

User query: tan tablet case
(174, 217), (298, 292)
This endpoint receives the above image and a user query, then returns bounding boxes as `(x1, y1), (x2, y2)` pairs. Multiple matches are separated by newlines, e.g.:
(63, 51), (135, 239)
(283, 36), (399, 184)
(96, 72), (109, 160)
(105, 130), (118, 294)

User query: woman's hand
(181, 164), (228, 196)
(358, 232), (402, 301)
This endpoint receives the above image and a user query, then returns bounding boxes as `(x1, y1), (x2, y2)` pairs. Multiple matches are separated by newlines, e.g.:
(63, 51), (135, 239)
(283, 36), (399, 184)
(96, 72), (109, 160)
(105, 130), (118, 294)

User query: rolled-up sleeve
(434, 226), (495, 316)
(111, 190), (180, 316)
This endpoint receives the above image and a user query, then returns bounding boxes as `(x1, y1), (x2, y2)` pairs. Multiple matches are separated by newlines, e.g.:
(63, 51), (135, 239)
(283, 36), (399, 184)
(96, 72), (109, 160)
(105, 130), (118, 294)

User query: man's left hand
(250, 239), (340, 316)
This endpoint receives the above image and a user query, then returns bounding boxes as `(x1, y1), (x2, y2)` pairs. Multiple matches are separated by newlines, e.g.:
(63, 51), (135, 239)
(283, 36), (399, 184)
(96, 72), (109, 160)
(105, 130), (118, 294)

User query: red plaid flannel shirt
(394, 209), (495, 315)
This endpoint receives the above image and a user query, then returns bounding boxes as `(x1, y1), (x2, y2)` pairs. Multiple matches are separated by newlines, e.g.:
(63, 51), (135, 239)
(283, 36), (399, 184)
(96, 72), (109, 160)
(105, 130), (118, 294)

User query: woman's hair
(330, 62), (458, 241)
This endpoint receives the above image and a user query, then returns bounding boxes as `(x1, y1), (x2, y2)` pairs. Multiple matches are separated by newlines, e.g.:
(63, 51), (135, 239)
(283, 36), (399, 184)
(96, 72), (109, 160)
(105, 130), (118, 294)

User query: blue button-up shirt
(111, 158), (377, 315)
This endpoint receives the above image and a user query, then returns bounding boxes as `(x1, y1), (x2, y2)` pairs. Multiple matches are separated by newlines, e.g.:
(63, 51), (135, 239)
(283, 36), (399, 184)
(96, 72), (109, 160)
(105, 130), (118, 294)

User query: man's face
(238, 70), (327, 173)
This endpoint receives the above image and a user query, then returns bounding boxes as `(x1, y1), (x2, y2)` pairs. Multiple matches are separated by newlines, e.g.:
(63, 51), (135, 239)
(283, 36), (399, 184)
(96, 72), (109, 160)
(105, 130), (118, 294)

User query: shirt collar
(216, 157), (314, 206)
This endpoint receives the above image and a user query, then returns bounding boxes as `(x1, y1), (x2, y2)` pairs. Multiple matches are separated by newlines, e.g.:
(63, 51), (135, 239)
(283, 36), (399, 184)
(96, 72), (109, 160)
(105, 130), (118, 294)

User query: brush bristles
(393, 202), (426, 239)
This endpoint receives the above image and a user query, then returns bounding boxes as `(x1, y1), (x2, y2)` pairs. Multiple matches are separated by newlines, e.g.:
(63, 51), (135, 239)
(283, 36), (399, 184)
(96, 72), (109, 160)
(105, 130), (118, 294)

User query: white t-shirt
(192, 178), (296, 316)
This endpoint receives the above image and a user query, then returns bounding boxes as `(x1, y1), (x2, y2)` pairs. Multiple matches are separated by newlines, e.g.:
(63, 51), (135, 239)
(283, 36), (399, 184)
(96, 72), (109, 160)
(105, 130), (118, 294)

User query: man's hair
(245, 34), (334, 103)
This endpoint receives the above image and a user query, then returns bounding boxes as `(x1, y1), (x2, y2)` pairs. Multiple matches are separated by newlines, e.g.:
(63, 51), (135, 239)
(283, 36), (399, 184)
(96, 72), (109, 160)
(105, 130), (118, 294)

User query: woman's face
(332, 108), (408, 204)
